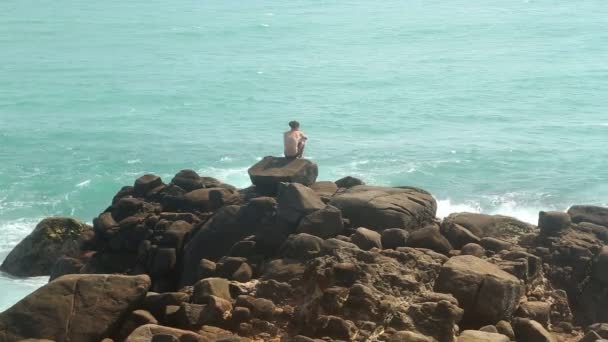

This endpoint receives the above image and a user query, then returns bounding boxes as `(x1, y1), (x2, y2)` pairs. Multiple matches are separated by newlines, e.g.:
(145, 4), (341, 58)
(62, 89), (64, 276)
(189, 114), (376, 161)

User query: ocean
(1, 0), (607, 310)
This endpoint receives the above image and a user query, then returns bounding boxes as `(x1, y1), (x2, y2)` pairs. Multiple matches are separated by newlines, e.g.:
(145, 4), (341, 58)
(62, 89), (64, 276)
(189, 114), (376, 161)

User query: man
(284, 120), (308, 158)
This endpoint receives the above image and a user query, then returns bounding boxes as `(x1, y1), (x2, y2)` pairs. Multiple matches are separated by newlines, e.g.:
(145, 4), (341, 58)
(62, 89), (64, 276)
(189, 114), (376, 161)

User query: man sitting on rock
(284, 120), (308, 158)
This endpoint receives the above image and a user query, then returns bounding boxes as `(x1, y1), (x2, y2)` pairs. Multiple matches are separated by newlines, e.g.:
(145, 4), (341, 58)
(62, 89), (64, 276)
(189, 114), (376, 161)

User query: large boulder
(171, 169), (203, 191)
(406, 225), (452, 255)
(434, 255), (524, 326)
(351, 227), (382, 251)
(568, 205), (608, 227)
(277, 183), (326, 223)
(329, 186), (437, 231)
(538, 211), (571, 236)
(0, 274), (150, 342)
(0, 217), (92, 277)
(180, 205), (251, 286)
(248, 156), (318, 194)
(296, 205), (344, 238)
(512, 318), (556, 342)
(441, 213), (534, 243)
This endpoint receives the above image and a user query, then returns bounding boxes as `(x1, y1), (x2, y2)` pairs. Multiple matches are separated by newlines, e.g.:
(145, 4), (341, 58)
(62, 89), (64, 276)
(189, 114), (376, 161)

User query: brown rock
(0, 217), (92, 277)
(296, 205), (344, 239)
(351, 227), (382, 250)
(329, 186), (437, 231)
(0, 274), (150, 342)
(512, 318), (556, 342)
(434, 255), (524, 326)
(192, 278), (231, 304)
(248, 156), (319, 194)
(125, 324), (204, 342)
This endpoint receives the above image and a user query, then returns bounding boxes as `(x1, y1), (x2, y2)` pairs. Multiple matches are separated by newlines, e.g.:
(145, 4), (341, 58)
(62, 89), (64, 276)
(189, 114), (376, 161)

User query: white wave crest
(436, 197), (548, 225)
(76, 179), (91, 188)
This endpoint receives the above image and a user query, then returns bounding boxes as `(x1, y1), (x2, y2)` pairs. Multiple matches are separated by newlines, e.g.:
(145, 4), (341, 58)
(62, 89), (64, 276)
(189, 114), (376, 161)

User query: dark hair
(289, 121), (300, 129)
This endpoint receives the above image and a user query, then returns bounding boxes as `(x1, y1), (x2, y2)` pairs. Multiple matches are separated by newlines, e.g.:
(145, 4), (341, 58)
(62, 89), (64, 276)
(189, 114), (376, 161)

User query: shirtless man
(284, 121), (308, 158)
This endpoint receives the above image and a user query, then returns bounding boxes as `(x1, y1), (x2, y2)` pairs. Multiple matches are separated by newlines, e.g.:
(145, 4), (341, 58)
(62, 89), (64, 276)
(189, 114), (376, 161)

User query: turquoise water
(1, 0), (608, 310)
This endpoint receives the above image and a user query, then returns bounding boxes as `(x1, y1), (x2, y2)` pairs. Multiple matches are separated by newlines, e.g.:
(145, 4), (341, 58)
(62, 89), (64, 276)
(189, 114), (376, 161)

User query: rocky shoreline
(1, 157), (607, 342)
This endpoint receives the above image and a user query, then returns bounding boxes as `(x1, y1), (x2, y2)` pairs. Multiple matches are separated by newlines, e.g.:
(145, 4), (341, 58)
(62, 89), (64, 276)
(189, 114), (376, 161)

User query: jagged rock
(335, 176), (365, 188)
(279, 233), (324, 261)
(351, 227), (382, 250)
(538, 211), (571, 236)
(134, 174), (164, 197)
(329, 185), (436, 231)
(0, 274), (150, 342)
(568, 205), (608, 227)
(406, 226), (453, 255)
(192, 277), (231, 304)
(125, 324), (203, 342)
(512, 318), (556, 342)
(515, 301), (551, 327)
(381, 228), (409, 250)
(458, 330), (509, 342)
(277, 183), (325, 224)
(461, 243), (485, 257)
(441, 212), (534, 243)
(248, 157), (319, 194)
(0, 217), (92, 277)
(434, 255), (524, 326)
(538, 225), (604, 324)
(296, 205), (344, 238)
(299, 247), (461, 341)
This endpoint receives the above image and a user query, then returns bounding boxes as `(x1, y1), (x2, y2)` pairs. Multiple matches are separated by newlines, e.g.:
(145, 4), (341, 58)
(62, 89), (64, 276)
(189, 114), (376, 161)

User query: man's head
(289, 121), (300, 130)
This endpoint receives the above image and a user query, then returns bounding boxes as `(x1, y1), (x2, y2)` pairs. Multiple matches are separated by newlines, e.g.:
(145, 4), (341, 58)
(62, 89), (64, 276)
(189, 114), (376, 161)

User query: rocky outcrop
(3, 161), (608, 341)
(329, 186), (437, 231)
(0, 274), (150, 342)
(0, 217), (92, 277)
(248, 157), (318, 194)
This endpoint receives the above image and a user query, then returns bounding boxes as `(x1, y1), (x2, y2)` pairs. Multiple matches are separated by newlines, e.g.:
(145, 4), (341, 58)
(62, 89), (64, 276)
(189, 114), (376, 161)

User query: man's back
(284, 130), (301, 157)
